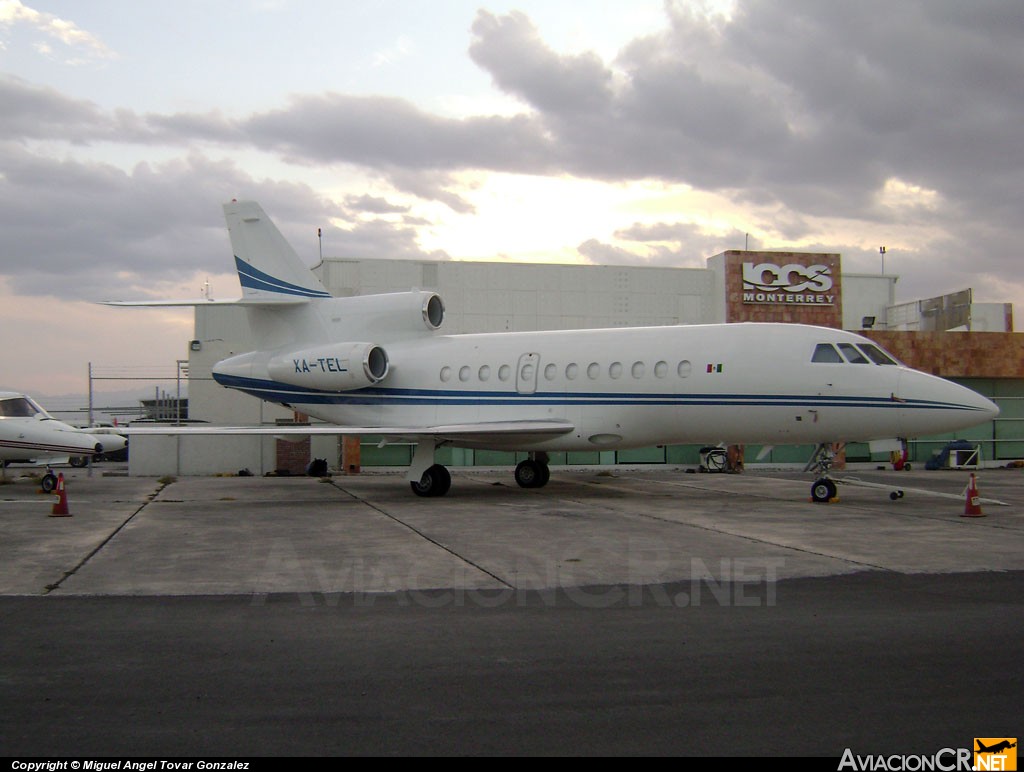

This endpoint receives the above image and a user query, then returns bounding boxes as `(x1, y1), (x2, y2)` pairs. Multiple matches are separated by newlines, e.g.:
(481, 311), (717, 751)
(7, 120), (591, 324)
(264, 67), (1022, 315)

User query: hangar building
(130, 250), (1019, 476)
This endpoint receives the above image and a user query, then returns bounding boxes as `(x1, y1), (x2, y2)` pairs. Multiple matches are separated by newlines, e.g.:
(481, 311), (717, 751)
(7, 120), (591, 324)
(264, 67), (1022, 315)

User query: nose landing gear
(40, 467), (58, 493)
(805, 443), (840, 503)
(810, 477), (838, 503)
(805, 442), (907, 503)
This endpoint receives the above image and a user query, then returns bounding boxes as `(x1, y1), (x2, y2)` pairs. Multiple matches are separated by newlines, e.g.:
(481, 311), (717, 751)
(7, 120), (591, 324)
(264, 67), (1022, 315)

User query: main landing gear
(406, 443), (552, 497)
(514, 453), (551, 489)
(410, 463), (451, 497)
(407, 440), (451, 497)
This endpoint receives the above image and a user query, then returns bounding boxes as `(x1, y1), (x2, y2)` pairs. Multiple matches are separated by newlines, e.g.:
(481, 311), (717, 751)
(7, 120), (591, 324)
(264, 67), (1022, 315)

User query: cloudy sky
(2, 0), (1022, 403)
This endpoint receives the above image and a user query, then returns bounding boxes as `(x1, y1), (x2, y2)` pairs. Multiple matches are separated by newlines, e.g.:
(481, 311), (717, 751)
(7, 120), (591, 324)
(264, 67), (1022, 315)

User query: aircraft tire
(810, 478), (837, 503)
(410, 464), (452, 497)
(515, 459), (549, 489)
(41, 473), (58, 494)
(70, 456), (88, 468)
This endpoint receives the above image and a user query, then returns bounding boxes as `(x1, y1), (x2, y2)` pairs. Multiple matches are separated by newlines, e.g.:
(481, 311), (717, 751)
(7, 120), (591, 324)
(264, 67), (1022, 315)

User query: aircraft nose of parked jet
(978, 392), (1001, 421)
(899, 369), (999, 436)
(949, 379), (1001, 420)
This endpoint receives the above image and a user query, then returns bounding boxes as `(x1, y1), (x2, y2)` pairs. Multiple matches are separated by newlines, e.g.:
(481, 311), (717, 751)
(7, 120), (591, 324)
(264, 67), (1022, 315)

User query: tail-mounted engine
(268, 342), (389, 391)
(323, 290), (444, 339)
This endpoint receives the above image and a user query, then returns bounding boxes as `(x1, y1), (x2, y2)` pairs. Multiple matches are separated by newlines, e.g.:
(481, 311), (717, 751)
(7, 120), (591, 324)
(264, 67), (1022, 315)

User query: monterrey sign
(742, 261), (835, 305)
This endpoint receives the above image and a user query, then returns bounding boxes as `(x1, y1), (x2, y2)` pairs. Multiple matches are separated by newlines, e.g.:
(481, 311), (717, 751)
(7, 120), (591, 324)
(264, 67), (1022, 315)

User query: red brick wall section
(862, 330), (1024, 378)
(275, 411), (311, 475)
(724, 251), (843, 328)
(341, 435), (361, 474)
(276, 437), (311, 475)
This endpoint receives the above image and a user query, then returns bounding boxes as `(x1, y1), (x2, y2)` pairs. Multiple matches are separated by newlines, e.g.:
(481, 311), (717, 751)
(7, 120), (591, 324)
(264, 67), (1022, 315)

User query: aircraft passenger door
(516, 353), (540, 395)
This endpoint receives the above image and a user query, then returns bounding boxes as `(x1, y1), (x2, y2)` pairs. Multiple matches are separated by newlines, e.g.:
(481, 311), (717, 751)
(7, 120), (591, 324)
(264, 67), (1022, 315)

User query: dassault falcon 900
(105, 201), (999, 499)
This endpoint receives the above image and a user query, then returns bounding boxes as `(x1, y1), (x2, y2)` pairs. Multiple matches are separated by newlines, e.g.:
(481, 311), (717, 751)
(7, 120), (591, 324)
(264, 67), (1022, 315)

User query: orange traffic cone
(961, 473), (984, 518)
(49, 473), (71, 517)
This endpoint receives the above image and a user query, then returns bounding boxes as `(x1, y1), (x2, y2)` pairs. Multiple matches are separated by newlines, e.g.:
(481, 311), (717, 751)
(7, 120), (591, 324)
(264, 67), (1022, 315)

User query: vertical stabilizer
(223, 200), (331, 300)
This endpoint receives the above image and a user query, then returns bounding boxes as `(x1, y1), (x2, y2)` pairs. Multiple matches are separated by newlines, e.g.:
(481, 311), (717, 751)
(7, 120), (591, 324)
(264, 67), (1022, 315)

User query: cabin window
(838, 343), (869, 364)
(587, 362), (600, 380)
(566, 363), (579, 380)
(677, 360), (692, 378)
(858, 343), (898, 365)
(812, 344), (844, 363)
(459, 366), (471, 382)
(654, 361), (668, 378)
(544, 363), (557, 381)
(498, 365), (512, 382)
(609, 362), (623, 379)
(479, 365), (491, 381)
(440, 366), (452, 382)
(632, 361), (645, 379)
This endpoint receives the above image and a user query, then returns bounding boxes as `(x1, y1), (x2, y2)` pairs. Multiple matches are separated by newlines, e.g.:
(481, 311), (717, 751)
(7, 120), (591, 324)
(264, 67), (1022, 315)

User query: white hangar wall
(317, 259), (717, 331)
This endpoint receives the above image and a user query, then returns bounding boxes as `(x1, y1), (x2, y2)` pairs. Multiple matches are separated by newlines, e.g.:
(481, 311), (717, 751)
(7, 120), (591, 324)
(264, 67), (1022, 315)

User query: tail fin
(223, 200), (331, 300)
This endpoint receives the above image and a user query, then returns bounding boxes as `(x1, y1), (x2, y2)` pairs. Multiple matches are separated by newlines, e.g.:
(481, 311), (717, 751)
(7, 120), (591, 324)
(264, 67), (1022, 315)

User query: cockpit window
(857, 344), (898, 365)
(811, 343), (844, 363)
(838, 343), (870, 364)
(0, 397), (47, 418)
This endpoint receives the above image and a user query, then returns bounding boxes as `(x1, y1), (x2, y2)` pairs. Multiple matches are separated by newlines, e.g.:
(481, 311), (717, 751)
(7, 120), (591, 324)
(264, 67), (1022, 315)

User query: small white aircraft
(106, 201), (999, 499)
(0, 392), (127, 491)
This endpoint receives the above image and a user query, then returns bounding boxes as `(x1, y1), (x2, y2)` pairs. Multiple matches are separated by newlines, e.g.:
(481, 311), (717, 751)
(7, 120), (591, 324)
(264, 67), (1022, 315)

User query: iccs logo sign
(742, 261), (836, 305)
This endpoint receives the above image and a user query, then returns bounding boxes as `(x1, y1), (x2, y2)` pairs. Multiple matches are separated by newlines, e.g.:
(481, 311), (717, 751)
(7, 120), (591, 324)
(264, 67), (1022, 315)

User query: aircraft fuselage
(213, 321), (996, 451)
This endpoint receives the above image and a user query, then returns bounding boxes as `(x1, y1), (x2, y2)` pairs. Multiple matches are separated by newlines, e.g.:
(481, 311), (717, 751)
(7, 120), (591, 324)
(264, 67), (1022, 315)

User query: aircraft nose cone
(949, 380), (1000, 420)
(947, 382), (999, 422)
(899, 371), (999, 436)
(979, 393), (1000, 421)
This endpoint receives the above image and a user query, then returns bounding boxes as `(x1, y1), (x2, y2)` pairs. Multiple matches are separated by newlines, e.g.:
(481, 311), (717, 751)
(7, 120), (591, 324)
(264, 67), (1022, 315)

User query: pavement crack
(328, 479), (515, 589)
(43, 479), (173, 594)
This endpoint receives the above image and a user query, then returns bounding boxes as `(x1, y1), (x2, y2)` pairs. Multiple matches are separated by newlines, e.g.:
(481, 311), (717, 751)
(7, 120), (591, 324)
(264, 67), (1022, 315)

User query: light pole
(175, 359), (188, 425)
(880, 246), (887, 274)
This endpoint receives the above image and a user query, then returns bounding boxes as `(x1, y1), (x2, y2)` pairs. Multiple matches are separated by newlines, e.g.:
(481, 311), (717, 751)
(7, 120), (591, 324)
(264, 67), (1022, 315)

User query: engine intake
(423, 293), (444, 330)
(268, 342), (389, 391)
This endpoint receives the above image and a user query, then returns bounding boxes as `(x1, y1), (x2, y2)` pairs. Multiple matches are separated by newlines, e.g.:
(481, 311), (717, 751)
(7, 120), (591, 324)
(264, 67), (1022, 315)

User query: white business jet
(106, 201), (999, 499)
(0, 392), (127, 491)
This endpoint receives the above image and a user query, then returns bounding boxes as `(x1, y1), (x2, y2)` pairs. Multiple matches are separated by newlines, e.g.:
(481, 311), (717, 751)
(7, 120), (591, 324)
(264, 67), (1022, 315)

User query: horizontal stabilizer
(100, 297), (308, 307)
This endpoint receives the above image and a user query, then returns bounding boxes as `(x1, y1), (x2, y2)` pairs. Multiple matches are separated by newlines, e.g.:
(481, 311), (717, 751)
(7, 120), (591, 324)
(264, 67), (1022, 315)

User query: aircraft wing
(120, 420), (575, 444)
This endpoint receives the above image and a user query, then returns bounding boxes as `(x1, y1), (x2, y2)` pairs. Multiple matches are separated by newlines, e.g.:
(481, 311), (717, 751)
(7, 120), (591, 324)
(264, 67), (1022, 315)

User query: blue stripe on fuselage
(212, 372), (987, 412)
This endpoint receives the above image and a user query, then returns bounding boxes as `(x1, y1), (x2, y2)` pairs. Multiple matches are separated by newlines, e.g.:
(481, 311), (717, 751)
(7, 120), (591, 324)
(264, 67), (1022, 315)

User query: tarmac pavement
(1, 463), (1022, 756)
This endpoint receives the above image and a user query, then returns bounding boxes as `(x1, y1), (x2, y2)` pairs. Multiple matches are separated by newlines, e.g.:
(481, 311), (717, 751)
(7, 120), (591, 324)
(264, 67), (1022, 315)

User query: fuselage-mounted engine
(267, 342), (389, 391)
